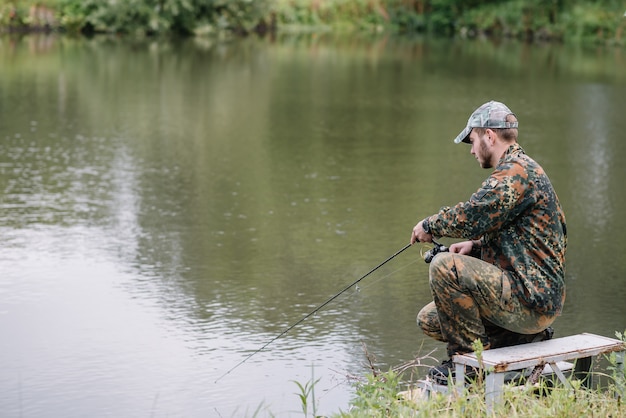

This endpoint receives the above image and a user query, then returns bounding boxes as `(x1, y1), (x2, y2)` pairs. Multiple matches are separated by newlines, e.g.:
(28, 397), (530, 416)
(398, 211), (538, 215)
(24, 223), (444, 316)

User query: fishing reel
(423, 240), (449, 263)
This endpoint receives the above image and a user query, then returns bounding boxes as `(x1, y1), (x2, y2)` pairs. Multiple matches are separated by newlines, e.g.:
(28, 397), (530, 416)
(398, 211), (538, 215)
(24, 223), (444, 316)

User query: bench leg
(549, 361), (572, 389)
(574, 356), (593, 389)
(614, 350), (625, 398)
(485, 372), (505, 413)
(454, 362), (466, 396)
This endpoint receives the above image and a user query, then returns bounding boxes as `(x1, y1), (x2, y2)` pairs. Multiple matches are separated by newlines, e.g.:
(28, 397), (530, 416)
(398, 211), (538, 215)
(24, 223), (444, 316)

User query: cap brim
(453, 126), (471, 144)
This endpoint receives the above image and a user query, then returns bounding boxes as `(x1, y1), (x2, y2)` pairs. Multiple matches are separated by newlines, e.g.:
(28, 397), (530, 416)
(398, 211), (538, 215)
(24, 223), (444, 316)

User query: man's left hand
(449, 241), (474, 255)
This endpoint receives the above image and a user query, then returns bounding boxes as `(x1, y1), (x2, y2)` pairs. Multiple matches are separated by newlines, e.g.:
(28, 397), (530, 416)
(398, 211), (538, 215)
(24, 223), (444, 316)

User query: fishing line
(332, 240), (440, 304)
(215, 242), (414, 383)
(332, 256), (421, 304)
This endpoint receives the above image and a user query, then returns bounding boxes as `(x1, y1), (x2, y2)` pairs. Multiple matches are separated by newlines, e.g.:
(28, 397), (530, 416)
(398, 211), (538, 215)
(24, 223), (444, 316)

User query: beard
(477, 137), (493, 169)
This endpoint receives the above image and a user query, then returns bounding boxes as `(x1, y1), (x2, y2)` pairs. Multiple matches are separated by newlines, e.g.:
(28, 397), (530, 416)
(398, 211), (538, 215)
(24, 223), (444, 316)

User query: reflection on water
(1, 226), (222, 416)
(571, 84), (612, 230)
(1, 34), (626, 416)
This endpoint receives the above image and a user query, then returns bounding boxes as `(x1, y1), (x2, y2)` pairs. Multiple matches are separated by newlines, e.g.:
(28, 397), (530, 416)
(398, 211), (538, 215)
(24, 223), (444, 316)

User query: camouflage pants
(417, 252), (557, 357)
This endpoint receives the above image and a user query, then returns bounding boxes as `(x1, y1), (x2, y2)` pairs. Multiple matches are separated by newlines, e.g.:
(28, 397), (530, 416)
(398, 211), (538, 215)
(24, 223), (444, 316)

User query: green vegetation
(334, 368), (626, 417)
(1, 0), (625, 44)
(292, 364), (321, 418)
(289, 332), (626, 417)
(0, 0), (272, 36)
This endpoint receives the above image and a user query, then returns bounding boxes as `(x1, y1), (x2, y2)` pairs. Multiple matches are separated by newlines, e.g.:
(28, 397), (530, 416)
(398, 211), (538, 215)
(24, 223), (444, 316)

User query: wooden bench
(452, 333), (625, 411)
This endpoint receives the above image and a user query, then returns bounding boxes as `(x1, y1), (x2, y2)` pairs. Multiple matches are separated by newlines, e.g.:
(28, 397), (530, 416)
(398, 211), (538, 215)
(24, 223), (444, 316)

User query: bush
(562, 2), (625, 44)
(56, 0), (271, 36)
(2, 0), (625, 44)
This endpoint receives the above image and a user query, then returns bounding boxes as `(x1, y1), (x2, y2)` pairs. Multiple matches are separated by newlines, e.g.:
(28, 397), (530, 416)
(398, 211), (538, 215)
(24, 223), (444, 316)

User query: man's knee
(428, 252), (456, 288)
(416, 306), (430, 330)
(416, 302), (440, 337)
(429, 251), (454, 272)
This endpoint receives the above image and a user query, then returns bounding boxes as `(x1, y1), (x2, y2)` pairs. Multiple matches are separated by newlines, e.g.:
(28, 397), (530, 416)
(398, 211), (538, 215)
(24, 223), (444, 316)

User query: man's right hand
(411, 220), (433, 245)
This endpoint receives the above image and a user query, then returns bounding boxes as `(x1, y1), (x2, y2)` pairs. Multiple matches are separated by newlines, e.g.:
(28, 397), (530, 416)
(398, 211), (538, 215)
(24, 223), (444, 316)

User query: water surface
(1, 34), (625, 417)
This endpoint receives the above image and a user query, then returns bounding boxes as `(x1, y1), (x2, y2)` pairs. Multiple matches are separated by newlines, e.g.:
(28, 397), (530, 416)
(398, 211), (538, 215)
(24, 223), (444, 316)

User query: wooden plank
(454, 333), (624, 372)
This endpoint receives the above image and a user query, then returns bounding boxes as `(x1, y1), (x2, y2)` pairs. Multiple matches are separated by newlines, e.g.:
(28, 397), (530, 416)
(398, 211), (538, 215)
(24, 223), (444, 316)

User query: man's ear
(486, 128), (496, 145)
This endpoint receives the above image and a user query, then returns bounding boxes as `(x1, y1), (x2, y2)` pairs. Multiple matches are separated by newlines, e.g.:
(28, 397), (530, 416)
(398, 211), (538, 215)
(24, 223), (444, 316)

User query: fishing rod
(215, 242), (416, 383)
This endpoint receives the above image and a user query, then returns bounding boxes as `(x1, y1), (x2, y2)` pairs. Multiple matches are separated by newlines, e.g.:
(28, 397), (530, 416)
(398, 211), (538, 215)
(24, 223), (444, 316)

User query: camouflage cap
(453, 101), (518, 144)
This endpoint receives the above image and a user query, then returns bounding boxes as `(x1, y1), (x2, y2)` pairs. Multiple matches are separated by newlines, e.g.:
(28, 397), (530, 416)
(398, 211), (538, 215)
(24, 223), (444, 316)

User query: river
(1, 33), (625, 417)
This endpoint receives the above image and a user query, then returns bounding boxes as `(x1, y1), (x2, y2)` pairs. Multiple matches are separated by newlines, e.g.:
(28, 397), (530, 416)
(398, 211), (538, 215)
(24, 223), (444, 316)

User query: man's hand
(449, 240), (474, 255)
(411, 220), (432, 245)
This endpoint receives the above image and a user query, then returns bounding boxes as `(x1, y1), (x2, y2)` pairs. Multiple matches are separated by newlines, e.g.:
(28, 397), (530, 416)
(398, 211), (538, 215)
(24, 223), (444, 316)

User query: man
(410, 101), (567, 384)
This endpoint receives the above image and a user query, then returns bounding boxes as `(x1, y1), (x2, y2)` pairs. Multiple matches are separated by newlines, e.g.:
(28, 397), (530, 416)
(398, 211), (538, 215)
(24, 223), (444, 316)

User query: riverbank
(333, 366), (626, 417)
(1, 0), (625, 46)
(335, 332), (626, 417)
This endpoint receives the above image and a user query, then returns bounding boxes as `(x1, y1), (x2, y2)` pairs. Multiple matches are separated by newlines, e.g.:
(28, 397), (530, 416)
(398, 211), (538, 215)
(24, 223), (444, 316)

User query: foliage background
(0, 1), (625, 43)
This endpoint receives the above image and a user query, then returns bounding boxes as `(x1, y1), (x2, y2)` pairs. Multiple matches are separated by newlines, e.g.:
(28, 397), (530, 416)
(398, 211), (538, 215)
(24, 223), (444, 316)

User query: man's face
(469, 129), (492, 169)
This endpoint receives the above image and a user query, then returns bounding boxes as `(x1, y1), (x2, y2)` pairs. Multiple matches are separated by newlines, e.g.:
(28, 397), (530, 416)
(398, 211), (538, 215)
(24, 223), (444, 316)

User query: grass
(334, 367), (625, 417)
(286, 332), (626, 417)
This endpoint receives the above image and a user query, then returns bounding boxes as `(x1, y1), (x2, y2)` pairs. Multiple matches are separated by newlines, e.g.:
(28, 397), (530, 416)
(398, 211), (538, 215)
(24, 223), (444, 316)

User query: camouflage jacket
(427, 143), (567, 315)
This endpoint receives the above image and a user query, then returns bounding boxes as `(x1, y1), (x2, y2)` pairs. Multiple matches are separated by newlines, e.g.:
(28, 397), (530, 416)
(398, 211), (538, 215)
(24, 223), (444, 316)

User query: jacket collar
(498, 143), (524, 165)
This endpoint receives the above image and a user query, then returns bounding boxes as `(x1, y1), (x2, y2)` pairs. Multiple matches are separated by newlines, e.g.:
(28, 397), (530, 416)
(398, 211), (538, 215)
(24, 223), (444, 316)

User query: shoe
(428, 359), (479, 386)
(538, 326), (554, 342)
